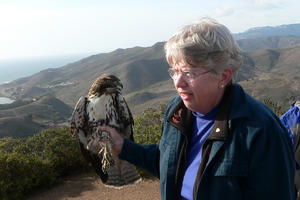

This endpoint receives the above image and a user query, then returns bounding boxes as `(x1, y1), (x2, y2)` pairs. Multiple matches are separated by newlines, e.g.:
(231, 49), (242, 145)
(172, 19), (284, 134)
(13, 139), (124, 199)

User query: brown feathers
(87, 74), (123, 97)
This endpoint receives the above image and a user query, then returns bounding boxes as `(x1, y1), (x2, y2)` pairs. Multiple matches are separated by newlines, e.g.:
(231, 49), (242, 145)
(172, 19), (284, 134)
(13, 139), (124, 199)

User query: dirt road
(27, 172), (160, 200)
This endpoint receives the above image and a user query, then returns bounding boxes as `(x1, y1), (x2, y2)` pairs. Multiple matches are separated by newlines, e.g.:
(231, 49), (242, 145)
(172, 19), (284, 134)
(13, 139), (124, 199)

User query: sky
(0, 0), (300, 60)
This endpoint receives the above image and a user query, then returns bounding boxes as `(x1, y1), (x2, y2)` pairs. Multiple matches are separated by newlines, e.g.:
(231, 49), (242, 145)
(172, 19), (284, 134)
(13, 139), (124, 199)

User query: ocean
(0, 54), (91, 84)
(0, 54), (92, 104)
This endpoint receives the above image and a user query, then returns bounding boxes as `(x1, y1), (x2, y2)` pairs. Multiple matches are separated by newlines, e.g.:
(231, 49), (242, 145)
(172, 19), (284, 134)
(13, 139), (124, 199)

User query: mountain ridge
(1, 23), (300, 138)
(234, 23), (300, 39)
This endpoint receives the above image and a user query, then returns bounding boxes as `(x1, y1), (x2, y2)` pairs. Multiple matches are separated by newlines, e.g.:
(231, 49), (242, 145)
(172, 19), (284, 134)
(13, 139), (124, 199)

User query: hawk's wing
(79, 140), (108, 182)
(70, 96), (109, 183)
(117, 94), (134, 140)
(70, 96), (87, 136)
(102, 95), (141, 187)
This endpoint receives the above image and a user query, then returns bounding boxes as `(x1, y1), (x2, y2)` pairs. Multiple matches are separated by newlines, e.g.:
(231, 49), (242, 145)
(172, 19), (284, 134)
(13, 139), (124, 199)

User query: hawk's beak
(118, 82), (123, 89)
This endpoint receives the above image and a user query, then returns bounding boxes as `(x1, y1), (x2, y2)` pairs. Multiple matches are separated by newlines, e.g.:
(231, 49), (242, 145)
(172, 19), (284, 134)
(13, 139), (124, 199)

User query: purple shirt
(181, 106), (218, 200)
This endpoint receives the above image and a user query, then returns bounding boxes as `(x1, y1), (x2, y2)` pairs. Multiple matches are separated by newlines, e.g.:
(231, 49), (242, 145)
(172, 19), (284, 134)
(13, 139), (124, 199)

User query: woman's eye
(185, 72), (192, 77)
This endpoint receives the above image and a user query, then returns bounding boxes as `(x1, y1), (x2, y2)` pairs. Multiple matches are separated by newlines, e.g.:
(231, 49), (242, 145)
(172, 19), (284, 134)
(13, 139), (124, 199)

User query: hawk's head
(88, 74), (123, 97)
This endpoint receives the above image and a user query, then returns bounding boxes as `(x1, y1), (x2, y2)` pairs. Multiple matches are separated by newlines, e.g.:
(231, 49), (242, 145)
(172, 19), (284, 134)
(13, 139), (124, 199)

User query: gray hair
(164, 17), (242, 82)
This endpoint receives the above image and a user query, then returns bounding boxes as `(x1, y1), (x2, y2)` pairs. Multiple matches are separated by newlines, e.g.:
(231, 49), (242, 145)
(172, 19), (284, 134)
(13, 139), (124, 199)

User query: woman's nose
(174, 73), (188, 88)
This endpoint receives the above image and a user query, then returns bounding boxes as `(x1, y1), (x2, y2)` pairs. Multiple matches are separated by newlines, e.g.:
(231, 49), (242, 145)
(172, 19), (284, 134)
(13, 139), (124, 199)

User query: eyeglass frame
(168, 67), (214, 82)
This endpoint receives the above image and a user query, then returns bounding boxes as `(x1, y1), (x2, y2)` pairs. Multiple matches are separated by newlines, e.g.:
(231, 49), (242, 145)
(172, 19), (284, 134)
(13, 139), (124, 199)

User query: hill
(239, 45), (300, 105)
(0, 117), (47, 138)
(237, 35), (300, 52)
(0, 23), (300, 135)
(1, 39), (300, 112)
(0, 95), (72, 137)
(0, 95), (72, 123)
(0, 42), (171, 113)
(234, 23), (300, 39)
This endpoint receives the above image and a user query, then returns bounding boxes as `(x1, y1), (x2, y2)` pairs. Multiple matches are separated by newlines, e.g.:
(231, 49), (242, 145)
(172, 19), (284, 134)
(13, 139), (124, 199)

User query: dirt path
(27, 172), (160, 200)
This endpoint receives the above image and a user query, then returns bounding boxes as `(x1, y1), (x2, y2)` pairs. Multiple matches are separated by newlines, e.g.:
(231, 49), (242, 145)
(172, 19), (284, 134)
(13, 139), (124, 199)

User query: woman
(101, 18), (295, 200)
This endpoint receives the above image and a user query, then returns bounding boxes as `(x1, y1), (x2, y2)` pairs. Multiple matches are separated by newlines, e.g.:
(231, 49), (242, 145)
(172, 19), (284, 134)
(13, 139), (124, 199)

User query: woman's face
(171, 60), (225, 114)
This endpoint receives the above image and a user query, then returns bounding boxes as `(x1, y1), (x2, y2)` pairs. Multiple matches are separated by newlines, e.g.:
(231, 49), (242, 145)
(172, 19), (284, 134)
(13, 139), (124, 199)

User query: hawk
(71, 74), (140, 187)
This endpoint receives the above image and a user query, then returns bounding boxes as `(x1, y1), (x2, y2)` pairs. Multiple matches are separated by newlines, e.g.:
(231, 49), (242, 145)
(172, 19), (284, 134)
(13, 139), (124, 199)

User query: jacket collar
(228, 84), (252, 120)
(167, 100), (194, 135)
(206, 84), (233, 141)
(167, 84), (251, 140)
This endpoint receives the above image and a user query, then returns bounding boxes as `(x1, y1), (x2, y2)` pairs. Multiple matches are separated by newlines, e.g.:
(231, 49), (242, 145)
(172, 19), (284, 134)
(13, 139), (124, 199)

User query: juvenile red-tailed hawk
(71, 74), (140, 187)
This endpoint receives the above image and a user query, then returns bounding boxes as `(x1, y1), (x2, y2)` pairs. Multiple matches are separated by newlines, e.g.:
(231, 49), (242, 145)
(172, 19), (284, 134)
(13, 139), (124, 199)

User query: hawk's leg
(99, 131), (115, 173)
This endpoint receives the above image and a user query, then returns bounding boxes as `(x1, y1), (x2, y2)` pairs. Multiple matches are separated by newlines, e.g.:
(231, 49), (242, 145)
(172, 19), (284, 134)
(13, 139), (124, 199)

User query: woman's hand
(99, 126), (124, 155)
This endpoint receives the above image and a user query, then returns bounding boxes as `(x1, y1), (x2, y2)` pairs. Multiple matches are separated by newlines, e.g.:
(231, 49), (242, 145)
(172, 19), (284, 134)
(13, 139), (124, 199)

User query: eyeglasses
(168, 68), (213, 82)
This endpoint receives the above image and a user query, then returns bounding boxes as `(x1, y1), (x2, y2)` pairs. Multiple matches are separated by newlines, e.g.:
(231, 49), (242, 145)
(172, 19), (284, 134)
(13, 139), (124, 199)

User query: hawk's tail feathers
(104, 159), (141, 188)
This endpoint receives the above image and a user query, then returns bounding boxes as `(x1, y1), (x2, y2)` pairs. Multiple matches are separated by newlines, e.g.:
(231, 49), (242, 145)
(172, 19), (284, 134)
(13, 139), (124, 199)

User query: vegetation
(133, 104), (167, 145)
(0, 100), (288, 199)
(0, 127), (89, 200)
(0, 105), (167, 199)
(132, 104), (167, 178)
(0, 117), (47, 138)
(262, 98), (285, 117)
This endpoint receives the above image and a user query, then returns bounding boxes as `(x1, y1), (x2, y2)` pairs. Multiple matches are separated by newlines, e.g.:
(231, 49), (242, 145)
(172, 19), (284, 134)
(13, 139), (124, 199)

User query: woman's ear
(219, 68), (232, 88)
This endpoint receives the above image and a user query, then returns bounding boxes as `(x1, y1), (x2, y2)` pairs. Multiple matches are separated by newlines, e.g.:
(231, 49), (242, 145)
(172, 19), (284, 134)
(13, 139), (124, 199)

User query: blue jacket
(280, 101), (300, 149)
(280, 101), (300, 199)
(120, 84), (295, 200)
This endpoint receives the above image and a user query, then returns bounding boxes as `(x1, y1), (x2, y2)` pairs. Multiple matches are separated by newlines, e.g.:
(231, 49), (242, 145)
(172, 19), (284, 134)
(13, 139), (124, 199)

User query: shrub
(0, 104), (169, 198)
(133, 105), (166, 178)
(0, 153), (58, 200)
(133, 104), (166, 145)
(262, 98), (285, 117)
(0, 126), (89, 199)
